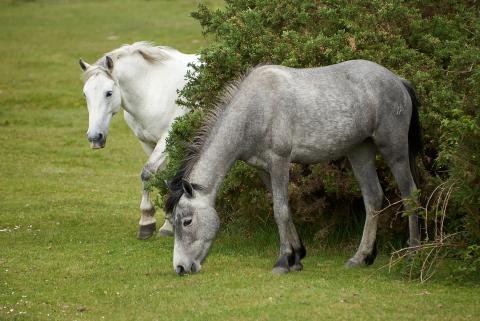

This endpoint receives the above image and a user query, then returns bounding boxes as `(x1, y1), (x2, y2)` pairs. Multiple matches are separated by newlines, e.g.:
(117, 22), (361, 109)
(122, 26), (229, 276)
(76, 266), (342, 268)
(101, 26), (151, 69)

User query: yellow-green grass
(0, 1), (479, 320)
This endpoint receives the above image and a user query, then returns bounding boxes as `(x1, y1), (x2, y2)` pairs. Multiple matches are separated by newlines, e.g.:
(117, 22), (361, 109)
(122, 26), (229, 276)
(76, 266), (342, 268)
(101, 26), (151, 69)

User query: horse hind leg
(346, 140), (384, 268)
(378, 142), (420, 248)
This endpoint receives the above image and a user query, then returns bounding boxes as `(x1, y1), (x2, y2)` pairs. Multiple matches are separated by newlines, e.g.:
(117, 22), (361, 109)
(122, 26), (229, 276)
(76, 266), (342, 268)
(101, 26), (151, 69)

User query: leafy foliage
(457, 244), (480, 275)
(451, 115), (480, 242)
(155, 0), (480, 243)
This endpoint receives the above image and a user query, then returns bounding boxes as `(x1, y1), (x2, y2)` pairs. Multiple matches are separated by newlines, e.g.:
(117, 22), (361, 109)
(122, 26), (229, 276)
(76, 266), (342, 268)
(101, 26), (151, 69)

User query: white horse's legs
(269, 157), (305, 274)
(138, 175), (174, 239)
(346, 141), (384, 267)
(137, 136), (173, 239)
(138, 177), (157, 240)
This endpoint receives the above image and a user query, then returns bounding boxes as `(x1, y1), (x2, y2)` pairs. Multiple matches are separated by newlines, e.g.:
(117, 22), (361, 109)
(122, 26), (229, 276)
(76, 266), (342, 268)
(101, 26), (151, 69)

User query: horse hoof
(158, 228), (174, 237)
(137, 223), (156, 240)
(345, 258), (361, 269)
(271, 266), (290, 275)
(290, 263), (303, 272)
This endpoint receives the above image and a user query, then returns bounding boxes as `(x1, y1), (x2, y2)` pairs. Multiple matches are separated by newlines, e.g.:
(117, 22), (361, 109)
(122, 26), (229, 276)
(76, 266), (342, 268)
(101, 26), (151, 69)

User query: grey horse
(165, 59), (422, 275)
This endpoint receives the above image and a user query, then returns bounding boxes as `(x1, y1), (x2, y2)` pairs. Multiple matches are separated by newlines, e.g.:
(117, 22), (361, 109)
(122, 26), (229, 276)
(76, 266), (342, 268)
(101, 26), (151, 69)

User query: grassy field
(0, 0), (479, 320)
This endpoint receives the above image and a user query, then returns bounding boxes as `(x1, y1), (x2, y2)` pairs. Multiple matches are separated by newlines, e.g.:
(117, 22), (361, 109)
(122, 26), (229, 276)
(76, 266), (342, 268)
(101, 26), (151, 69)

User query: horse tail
(401, 79), (423, 187)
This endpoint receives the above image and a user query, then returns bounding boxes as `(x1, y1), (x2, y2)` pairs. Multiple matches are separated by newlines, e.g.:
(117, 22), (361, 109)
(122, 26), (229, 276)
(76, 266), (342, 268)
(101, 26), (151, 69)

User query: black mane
(164, 147), (198, 213)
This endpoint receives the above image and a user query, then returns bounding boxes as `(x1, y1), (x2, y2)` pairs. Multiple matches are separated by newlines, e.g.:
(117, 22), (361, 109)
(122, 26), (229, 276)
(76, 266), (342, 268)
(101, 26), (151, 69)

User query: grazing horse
(165, 60), (422, 275)
(79, 42), (198, 239)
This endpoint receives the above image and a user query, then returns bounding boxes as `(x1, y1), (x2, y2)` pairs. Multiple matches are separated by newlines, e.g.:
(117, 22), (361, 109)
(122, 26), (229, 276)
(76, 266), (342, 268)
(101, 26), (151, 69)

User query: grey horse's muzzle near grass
(175, 262), (200, 275)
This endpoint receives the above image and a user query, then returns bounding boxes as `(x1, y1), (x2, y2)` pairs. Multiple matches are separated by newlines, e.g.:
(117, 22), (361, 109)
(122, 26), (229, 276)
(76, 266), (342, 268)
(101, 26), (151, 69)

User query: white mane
(82, 42), (176, 82)
(98, 41), (175, 65)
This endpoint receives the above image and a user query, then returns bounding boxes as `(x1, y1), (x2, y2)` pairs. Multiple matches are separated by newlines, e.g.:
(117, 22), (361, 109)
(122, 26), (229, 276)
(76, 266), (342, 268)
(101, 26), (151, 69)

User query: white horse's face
(80, 60), (121, 149)
(82, 74), (121, 149)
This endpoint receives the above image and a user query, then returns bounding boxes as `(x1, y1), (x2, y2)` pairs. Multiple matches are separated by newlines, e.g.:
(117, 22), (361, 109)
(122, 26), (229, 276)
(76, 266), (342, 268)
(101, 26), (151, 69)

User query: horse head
(169, 179), (220, 275)
(79, 56), (121, 149)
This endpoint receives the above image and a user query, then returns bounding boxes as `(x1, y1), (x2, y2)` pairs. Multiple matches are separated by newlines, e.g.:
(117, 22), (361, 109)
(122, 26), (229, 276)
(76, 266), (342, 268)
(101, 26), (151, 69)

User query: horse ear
(79, 59), (90, 71)
(105, 56), (114, 72)
(181, 179), (194, 198)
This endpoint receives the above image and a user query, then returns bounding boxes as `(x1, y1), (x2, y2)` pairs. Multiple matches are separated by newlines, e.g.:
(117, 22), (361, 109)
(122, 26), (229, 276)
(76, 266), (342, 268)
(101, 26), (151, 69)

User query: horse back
(239, 61), (411, 163)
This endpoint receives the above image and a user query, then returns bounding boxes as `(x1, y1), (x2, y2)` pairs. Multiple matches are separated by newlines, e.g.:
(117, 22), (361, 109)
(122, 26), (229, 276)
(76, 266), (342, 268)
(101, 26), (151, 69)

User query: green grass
(0, 0), (479, 320)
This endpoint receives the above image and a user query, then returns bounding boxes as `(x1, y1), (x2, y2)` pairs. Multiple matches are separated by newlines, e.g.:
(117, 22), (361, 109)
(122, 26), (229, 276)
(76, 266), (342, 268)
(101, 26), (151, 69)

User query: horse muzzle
(87, 132), (106, 149)
(90, 140), (106, 149)
(175, 262), (201, 276)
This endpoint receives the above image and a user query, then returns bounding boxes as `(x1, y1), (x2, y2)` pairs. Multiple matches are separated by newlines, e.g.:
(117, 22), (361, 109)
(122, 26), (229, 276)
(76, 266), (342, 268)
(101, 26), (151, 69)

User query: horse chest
(123, 112), (159, 145)
(135, 128), (157, 145)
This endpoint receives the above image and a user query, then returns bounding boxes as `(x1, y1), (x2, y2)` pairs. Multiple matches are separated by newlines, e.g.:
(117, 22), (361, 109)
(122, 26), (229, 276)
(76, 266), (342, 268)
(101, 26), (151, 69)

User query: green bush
(451, 115), (480, 243)
(155, 0), (480, 243)
(457, 244), (480, 276)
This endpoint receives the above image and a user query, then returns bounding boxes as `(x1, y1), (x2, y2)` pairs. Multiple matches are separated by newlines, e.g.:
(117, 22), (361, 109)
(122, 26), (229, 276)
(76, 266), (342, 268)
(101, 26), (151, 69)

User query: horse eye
(183, 218), (192, 227)
(105, 91), (113, 98)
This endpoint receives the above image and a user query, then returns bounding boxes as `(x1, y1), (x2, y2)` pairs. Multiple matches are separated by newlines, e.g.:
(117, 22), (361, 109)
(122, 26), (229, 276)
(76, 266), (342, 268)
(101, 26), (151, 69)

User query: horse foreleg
(269, 157), (305, 274)
(137, 136), (172, 239)
(138, 178), (157, 240)
(138, 178), (174, 238)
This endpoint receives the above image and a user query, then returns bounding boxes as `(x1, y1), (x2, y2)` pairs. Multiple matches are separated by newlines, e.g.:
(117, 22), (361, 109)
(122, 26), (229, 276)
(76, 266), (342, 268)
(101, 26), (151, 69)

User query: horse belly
(291, 135), (362, 163)
(290, 106), (373, 164)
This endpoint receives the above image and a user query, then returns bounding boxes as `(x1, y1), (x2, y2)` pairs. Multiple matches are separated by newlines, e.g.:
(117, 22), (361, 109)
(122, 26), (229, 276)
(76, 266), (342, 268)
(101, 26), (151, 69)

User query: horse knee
(140, 164), (155, 183)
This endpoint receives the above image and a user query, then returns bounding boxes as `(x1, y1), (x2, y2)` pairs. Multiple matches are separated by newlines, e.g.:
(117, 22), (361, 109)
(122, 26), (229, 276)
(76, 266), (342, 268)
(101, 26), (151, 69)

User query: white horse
(79, 42), (198, 239)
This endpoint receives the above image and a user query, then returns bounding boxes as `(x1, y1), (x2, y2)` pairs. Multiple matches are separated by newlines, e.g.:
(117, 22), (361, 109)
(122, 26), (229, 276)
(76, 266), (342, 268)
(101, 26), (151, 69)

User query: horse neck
(112, 55), (191, 120)
(188, 111), (246, 203)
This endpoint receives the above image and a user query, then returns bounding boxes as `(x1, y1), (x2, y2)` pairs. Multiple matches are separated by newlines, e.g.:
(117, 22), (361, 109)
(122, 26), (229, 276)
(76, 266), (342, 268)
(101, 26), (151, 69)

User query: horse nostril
(176, 265), (185, 275)
(87, 132), (104, 142)
(191, 263), (197, 273)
